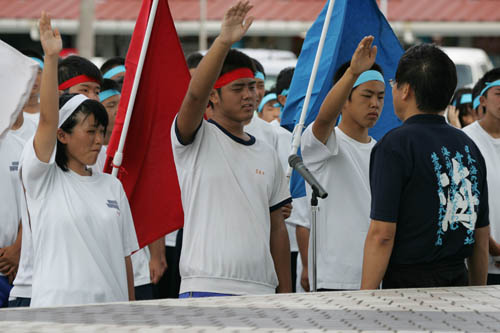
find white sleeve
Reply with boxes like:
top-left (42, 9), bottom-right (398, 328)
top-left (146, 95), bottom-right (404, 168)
top-left (301, 122), bottom-right (339, 173)
top-left (19, 137), bottom-right (57, 200)
top-left (170, 115), bottom-right (206, 171)
top-left (119, 185), bottom-right (139, 257)
top-left (270, 150), bottom-right (292, 210)
top-left (285, 196), bottom-right (311, 229)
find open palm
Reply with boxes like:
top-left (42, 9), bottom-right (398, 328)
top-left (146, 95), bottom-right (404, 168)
top-left (39, 11), bottom-right (62, 56)
top-left (350, 36), bottom-right (377, 76)
top-left (219, 1), bottom-right (254, 45)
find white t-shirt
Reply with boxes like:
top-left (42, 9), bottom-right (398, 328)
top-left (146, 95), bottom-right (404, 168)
top-left (20, 138), bottom-right (139, 307)
top-left (244, 112), bottom-right (279, 152)
top-left (23, 112), bottom-right (40, 125)
top-left (7, 119), bottom-right (36, 297)
top-left (0, 133), bottom-right (22, 276)
top-left (301, 124), bottom-right (376, 290)
top-left (165, 230), bottom-right (178, 247)
top-left (463, 121), bottom-right (500, 274)
top-left (132, 248), bottom-right (151, 287)
top-left (171, 117), bottom-right (291, 295)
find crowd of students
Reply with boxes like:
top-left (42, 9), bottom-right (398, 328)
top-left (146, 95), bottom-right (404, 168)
top-left (1, 0), bottom-right (499, 308)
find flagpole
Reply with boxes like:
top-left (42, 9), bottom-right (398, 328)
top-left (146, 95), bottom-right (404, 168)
top-left (286, 0), bottom-right (335, 180)
top-left (112, 0), bottom-right (159, 177)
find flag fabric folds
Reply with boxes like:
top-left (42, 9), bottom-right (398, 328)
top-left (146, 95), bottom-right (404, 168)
top-left (104, 0), bottom-right (189, 248)
top-left (282, 0), bottom-right (404, 198)
top-left (0, 40), bottom-right (38, 138)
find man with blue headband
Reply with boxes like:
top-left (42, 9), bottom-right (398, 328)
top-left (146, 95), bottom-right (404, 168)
top-left (298, 36), bottom-right (385, 291)
top-left (361, 44), bottom-right (489, 290)
top-left (463, 68), bottom-right (500, 286)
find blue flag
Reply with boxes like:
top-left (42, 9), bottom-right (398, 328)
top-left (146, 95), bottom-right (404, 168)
top-left (283, 0), bottom-right (404, 198)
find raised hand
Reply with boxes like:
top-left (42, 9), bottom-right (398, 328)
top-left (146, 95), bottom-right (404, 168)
top-left (39, 11), bottom-right (62, 57)
top-left (350, 36), bottom-right (377, 76)
top-left (219, 1), bottom-right (254, 46)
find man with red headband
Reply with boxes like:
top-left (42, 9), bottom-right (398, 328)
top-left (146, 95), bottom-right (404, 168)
top-left (58, 55), bottom-right (102, 101)
top-left (172, 0), bottom-right (292, 298)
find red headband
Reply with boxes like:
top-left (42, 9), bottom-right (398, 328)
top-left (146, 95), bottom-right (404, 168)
top-left (58, 75), bottom-right (100, 90)
top-left (214, 68), bottom-right (255, 89)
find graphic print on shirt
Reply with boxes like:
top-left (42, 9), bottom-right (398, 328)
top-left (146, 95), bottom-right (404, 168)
top-left (9, 161), bottom-right (19, 172)
top-left (106, 199), bottom-right (120, 216)
top-left (431, 145), bottom-right (480, 246)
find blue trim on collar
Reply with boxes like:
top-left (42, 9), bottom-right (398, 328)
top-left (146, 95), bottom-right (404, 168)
top-left (208, 119), bottom-right (256, 146)
top-left (270, 197), bottom-right (293, 212)
top-left (404, 114), bottom-right (447, 125)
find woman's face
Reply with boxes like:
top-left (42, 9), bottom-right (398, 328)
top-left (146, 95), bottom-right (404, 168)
top-left (59, 113), bottom-right (105, 167)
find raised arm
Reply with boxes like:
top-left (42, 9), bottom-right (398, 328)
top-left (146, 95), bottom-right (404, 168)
top-left (176, 0), bottom-right (254, 143)
top-left (312, 36), bottom-right (377, 144)
top-left (34, 12), bottom-right (62, 162)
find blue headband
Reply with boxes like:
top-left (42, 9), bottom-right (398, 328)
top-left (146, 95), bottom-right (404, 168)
top-left (258, 93), bottom-right (278, 112)
top-left (31, 57), bottom-right (44, 69)
top-left (460, 93), bottom-right (472, 105)
top-left (255, 71), bottom-right (265, 80)
top-left (280, 89), bottom-right (289, 97)
top-left (473, 96), bottom-right (481, 110)
top-left (103, 65), bottom-right (126, 79)
top-left (99, 89), bottom-right (120, 102)
top-left (353, 70), bottom-right (385, 88)
top-left (479, 80), bottom-right (500, 99)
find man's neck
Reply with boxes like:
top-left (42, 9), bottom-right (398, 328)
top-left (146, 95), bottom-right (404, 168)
top-left (338, 119), bottom-right (370, 144)
top-left (23, 95), bottom-right (40, 114)
top-left (211, 113), bottom-right (250, 141)
top-left (479, 112), bottom-right (500, 138)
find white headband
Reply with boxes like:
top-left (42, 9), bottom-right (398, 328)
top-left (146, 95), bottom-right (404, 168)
top-left (59, 94), bottom-right (89, 128)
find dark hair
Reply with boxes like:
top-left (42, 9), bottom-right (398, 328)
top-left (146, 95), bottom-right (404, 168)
top-left (100, 56), bottom-right (125, 75)
top-left (101, 78), bottom-right (121, 93)
top-left (56, 94), bottom-right (109, 171)
top-left (276, 67), bottom-right (295, 96)
top-left (58, 55), bottom-right (103, 87)
top-left (208, 49), bottom-right (256, 108)
top-left (186, 52), bottom-right (203, 70)
top-left (333, 61), bottom-right (384, 100)
top-left (395, 44), bottom-right (457, 113)
top-left (451, 87), bottom-right (473, 127)
top-left (479, 67), bottom-right (500, 99)
top-left (252, 58), bottom-right (265, 77)
top-left (20, 49), bottom-right (43, 61)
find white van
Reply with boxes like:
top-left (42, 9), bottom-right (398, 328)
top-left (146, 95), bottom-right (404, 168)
top-left (441, 47), bottom-right (493, 89)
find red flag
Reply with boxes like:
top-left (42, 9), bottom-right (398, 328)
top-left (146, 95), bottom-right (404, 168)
top-left (104, 0), bottom-right (189, 248)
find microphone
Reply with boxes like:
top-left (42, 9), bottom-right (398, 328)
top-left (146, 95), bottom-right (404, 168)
top-left (288, 154), bottom-right (328, 199)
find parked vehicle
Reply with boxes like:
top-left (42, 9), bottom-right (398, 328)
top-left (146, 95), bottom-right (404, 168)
top-left (442, 47), bottom-right (493, 89)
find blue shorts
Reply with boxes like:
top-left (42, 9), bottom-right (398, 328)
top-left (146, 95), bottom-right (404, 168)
top-left (0, 276), bottom-right (13, 308)
top-left (179, 291), bottom-right (234, 298)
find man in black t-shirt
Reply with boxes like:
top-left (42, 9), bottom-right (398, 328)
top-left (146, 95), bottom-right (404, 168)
top-left (361, 44), bottom-right (490, 289)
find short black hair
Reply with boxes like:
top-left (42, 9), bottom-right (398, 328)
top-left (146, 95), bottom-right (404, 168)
top-left (101, 78), bottom-right (121, 93)
top-left (100, 56), bottom-right (125, 76)
top-left (186, 52), bottom-right (203, 70)
top-left (276, 67), bottom-right (294, 96)
top-left (479, 67), bottom-right (500, 99)
top-left (20, 49), bottom-right (43, 61)
top-left (395, 44), bottom-right (457, 113)
top-left (56, 94), bottom-right (108, 171)
top-left (451, 87), bottom-right (473, 127)
top-left (252, 58), bottom-right (265, 77)
top-left (333, 61), bottom-right (384, 100)
top-left (58, 55), bottom-right (103, 87)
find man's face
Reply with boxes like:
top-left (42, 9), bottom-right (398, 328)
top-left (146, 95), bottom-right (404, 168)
top-left (259, 100), bottom-right (281, 123)
top-left (213, 78), bottom-right (257, 123)
top-left (101, 94), bottom-right (120, 139)
top-left (345, 80), bottom-right (385, 128)
top-left (482, 86), bottom-right (500, 122)
top-left (255, 78), bottom-right (266, 106)
top-left (68, 82), bottom-right (101, 101)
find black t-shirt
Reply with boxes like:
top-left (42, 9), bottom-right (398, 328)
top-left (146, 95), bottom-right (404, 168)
top-left (370, 114), bottom-right (489, 266)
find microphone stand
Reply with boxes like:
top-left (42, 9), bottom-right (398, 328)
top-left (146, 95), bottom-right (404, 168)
top-left (310, 188), bottom-right (320, 292)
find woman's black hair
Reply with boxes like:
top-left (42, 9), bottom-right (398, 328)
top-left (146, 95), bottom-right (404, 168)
top-left (56, 94), bottom-right (109, 171)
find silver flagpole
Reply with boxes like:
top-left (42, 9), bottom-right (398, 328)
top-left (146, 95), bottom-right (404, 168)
top-left (112, 0), bottom-right (159, 177)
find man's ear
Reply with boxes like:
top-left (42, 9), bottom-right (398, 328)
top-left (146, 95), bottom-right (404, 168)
top-left (57, 128), bottom-right (68, 144)
top-left (401, 83), bottom-right (412, 101)
top-left (209, 89), bottom-right (219, 106)
top-left (479, 95), bottom-right (487, 108)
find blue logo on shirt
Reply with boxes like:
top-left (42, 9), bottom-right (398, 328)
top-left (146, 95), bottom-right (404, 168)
top-left (9, 161), bottom-right (19, 172)
top-left (431, 145), bottom-right (479, 246)
top-left (106, 200), bottom-right (120, 210)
